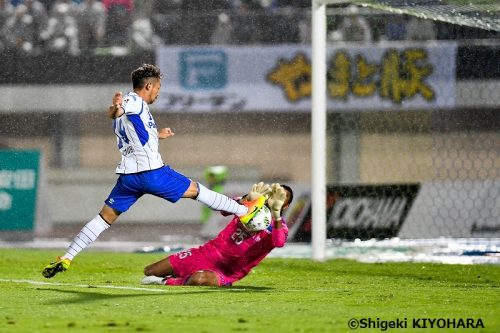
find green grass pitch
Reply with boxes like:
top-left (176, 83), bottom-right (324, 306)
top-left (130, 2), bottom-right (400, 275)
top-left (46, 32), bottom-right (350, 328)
top-left (0, 249), bottom-right (498, 333)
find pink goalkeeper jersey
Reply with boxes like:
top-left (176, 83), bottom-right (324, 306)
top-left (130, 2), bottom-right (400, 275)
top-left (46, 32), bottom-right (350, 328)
top-left (198, 216), bottom-right (288, 280)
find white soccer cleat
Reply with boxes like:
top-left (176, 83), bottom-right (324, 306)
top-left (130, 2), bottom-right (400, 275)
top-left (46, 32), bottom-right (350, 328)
top-left (141, 275), bottom-right (166, 285)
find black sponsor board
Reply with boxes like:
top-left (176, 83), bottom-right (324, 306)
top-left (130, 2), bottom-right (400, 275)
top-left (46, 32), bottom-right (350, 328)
top-left (291, 184), bottom-right (420, 242)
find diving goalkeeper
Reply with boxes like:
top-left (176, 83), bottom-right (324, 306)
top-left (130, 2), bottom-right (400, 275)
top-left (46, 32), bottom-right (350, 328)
top-left (141, 183), bottom-right (293, 287)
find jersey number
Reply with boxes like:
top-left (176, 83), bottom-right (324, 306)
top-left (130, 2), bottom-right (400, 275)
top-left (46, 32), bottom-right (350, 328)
top-left (231, 227), bottom-right (248, 245)
top-left (177, 249), bottom-right (192, 259)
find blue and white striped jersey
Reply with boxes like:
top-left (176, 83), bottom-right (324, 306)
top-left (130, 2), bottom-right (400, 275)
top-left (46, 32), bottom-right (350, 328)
top-left (113, 92), bottom-right (164, 174)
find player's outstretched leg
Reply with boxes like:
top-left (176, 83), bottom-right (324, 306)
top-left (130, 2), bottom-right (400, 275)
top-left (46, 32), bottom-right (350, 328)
top-left (42, 257), bottom-right (71, 278)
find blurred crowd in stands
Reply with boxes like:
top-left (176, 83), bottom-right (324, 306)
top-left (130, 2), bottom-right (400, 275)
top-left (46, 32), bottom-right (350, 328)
top-left (0, 0), bottom-right (498, 56)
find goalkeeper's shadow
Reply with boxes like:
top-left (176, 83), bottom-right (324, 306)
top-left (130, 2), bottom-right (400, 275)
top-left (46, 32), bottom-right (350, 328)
top-left (221, 285), bottom-right (274, 293)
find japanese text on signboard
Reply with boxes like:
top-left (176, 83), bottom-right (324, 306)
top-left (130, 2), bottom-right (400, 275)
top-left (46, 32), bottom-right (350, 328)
top-left (267, 49), bottom-right (434, 104)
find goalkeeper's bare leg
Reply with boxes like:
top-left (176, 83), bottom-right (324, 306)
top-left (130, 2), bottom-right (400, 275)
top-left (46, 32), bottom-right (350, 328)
top-left (142, 256), bottom-right (219, 286)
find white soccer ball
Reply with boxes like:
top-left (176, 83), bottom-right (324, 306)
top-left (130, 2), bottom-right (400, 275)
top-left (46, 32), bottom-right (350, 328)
top-left (243, 205), bottom-right (272, 232)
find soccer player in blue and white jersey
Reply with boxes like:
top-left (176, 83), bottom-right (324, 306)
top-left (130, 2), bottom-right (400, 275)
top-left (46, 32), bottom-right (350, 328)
top-left (42, 64), bottom-right (268, 279)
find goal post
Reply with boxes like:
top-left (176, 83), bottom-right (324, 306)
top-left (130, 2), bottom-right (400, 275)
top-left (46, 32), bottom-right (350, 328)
top-left (311, 0), bottom-right (329, 261)
top-left (311, 0), bottom-right (352, 261)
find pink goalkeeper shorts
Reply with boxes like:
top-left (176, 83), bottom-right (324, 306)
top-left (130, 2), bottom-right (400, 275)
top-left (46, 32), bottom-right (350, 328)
top-left (168, 247), bottom-right (236, 286)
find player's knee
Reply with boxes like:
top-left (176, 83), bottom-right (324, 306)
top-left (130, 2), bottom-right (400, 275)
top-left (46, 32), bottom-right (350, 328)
top-left (143, 264), bottom-right (154, 276)
top-left (182, 180), bottom-right (199, 199)
top-left (187, 271), bottom-right (217, 286)
top-left (187, 272), bottom-right (207, 285)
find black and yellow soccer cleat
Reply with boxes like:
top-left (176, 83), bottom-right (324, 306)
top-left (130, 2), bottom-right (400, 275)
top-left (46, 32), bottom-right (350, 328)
top-left (239, 195), bottom-right (266, 224)
top-left (42, 257), bottom-right (71, 278)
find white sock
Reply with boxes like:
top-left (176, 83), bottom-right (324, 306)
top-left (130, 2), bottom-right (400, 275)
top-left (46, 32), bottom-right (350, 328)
top-left (63, 215), bottom-right (110, 261)
top-left (196, 183), bottom-right (247, 216)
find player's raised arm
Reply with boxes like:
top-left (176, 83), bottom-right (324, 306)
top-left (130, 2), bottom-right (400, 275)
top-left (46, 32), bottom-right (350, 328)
top-left (158, 127), bottom-right (175, 139)
top-left (107, 91), bottom-right (124, 119)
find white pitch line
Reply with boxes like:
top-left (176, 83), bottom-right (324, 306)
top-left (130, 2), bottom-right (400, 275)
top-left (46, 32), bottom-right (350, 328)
top-left (0, 278), bottom-right (338, 293)
top-left (0, 278), bottom-right (169, 293)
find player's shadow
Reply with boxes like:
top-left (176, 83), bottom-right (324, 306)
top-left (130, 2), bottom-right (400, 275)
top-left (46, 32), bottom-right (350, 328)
top-left (222, 285), bottom-right (274, 292)
top-left (38, 287), bottom-right (216, 305)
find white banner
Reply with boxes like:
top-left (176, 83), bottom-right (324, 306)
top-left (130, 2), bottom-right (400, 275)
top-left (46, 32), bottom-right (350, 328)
top-left (156, 42), bottom-right (457, 112)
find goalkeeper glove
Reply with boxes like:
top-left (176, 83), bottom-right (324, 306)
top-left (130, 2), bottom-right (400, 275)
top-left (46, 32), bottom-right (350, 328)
top-left (267, 183), bottom-right (287, 220)
top-left (246, 182), bottom-right (271, 201)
